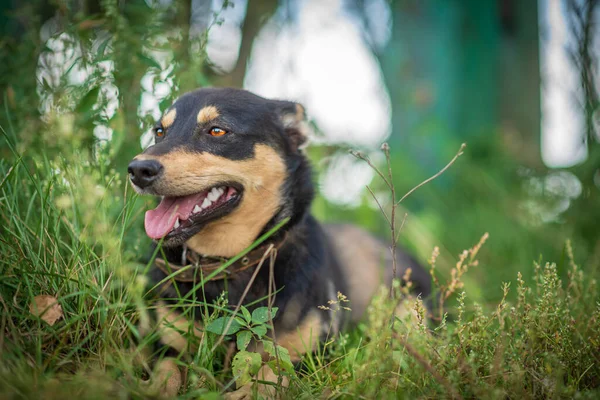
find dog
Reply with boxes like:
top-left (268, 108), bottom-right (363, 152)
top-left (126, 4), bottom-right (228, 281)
top-left (127, 87), bottom-right (431, 398)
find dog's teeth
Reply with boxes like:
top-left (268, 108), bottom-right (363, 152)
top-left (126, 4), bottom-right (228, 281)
top-left (193, 205), bottom-right (201, 214)
top-left (217, 187), bottom-right (225, 196)
top-left (201, 198), bottom-right (211, 209)
top-left (174, 218), bottom-right (180, 229)
top-left (208, 188), bottom-right (219, 202)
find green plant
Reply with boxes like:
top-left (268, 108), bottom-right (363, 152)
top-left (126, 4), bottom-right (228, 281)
top-left (205, 306), bottom-right (294, 389)
top-left (1, 2), bottom-right (599, 397)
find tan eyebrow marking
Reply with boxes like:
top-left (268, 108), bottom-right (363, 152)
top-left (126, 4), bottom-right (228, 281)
top-left (161, 109), bottom-right (177, 128)
top-left (295, 103), bottom-right (305, 119)
top-left (197, 105), bottom-right (220, 124)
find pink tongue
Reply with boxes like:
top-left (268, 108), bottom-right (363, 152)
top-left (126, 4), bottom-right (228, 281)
top-left (144, 192), bottom-right (207, 239)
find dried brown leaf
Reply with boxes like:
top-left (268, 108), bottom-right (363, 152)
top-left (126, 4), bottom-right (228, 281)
top-left (30, 295), bottom-right (63, 326)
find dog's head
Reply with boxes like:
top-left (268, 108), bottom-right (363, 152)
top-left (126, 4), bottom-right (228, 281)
top-left (128, 88), bottom-right (313, 257)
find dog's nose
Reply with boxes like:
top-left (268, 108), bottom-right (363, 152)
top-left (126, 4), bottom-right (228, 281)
top-left (127, 159), bottom-right (163, 188)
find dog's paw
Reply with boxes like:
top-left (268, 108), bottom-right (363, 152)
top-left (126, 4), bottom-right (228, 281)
top-left (224, 383), bottom-right (278, 400)
top-left (140, 358), bottom-right (182, 398)
top-left (223, 385), bottom-right (254, 400)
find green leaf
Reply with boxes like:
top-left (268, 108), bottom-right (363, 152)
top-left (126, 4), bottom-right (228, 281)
top-left (263, 341), bottom-right (294, 374)
top-left (392, 350), bottom-right (409, 370)
top-left (241, 306), bottom-right (252, 324)
top-left (231, 351), bottom-right (261, 388)
top-left (76, 87), bottom-right (99, 114)
top-left (159, 96), bottom-right (174, 112)
top-left (250, 324), bottom-right (267, 338)
top-left (96, 37), bottom-right (111, 58)
top-left (137, 52), bottom-right (162, 70)
top-left (205, 316), bottom-right (242, 335)
top-left (252, 307), bottom-right (278, 324)
top-left (273, 345), bottom-right (294, 373)
top-left (198, 392), bottom-right (221, 400)
top-left (64, 58), bottom-right (82, 78)
top-left (236, 330), bottom-right (252, 351)
top-left (262, 340), bottom-right (275, 356)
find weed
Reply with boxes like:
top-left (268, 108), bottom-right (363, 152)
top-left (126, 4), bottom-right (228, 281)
top-left (1, 128), bottom-right (599, 399)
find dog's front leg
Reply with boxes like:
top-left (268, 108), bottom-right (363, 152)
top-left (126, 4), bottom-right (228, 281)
top-left (141, 301), bottom-right (203, 397)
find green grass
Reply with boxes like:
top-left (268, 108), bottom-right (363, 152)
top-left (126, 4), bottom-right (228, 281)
top-left (1, 128), bottom-right (600, 399)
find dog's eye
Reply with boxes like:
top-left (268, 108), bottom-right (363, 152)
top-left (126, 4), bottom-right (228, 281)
top-left (209, 127), bottom-right (227, 137)
top-left (155, 127), bottom-right (164, 137)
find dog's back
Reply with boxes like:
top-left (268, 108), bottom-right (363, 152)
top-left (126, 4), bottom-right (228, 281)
top-left (325, 224), bottom-right (432, 322)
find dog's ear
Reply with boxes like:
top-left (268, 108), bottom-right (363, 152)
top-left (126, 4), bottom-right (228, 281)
top-left (275, 100), bottom-right (312, 152)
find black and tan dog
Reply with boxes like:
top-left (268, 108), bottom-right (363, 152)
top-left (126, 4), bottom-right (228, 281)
top-left (128, 87), bottom-right (431, 398)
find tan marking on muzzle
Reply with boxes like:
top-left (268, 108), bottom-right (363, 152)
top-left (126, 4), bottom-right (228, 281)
top-left (196, 105), bottom-right (219, 124)
top-left (133, 154), bottom-right (153, 161)
top-left (136, 144), bottom-right (286, 257)
top-left (161, 109), bottom-right (177, 128)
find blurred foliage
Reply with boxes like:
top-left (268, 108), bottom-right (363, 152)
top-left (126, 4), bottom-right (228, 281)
top-left (562, 0), bottom-right (600, 261)
top-left (312, 0), bottom-right (600, 306)
top-left (1, 0), bottom-right (600, 398)
top-left (0, 0), bottom-right (598, 305)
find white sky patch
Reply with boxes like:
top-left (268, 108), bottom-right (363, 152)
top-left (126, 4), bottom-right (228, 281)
top-left (138, 47), bottom-right (176, 149)
top-left (93, 35), bottom-right (119, 142)
top-left (139, 0), bottom-right (247, 148)
top-left (342, 0), bottom-right (392, 52)
top-left (244, 0), bottom-right (392, 205)
top-left (363, 0), bottom-right (392, 50)
top-left (539, 0), bottom-right (587, 168)
top-left (206, 0), bottom-right (248, 73)
top-left (319, 153), bottom-right (376, 207)
top-left (244, 0), bottom-right (391, 147)
top-left (37, 25), bottom-right (119, 144)
top-left (93, 125), bottom-right (113, 141)
top-left (138, 66), bottom-right (176, 149)
top-left (37, 30), bottom-right (93, 115)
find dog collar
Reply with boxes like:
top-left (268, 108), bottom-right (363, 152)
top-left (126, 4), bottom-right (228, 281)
top-left (153, 234), bottom-right (288, 282)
